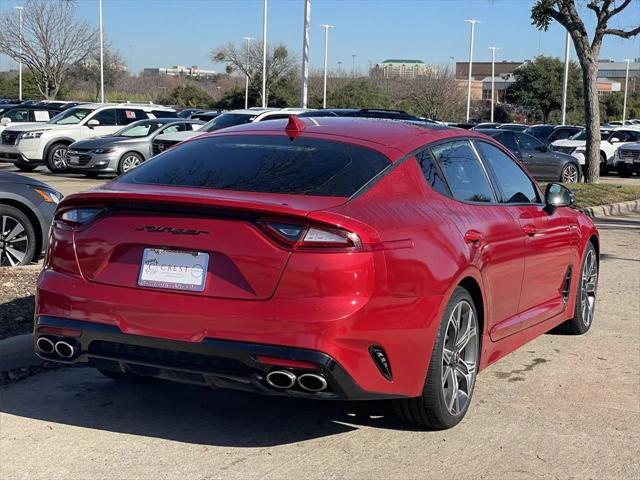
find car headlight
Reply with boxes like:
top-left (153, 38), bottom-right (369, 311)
top-left (93, 147), bottom-right (117, 154)
top-left (31, 187), bottom-right (63, 204)
top-left (18, 131), bottom-right (44, 140)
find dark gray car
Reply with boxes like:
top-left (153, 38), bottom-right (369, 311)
top-left (0, 172), bottom-right (62, 266)
top-left (66, 119), bottom-right (204, 177)
top-left (478, 129), bottom-right (581, 183)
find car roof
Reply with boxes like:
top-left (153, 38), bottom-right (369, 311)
top-left (198, 116), bottom-right (480, 159)
top-left (74, 102), bottom-right (175, 112)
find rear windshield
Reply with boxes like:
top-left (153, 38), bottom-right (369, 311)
top-left (118, 135), bottom-right (390, 197)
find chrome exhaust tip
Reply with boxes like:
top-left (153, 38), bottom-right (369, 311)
top-left (36, 337), bottom-right (55, 354)
top-left (54, 341), bottom-right (76, 359)
top-left (297, 373), bottom-right (328, 392)
top-left (266, 370), bottom-right (297, 389)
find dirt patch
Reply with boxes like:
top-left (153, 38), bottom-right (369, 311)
top-left (0, 265), bottom-right (40, 340)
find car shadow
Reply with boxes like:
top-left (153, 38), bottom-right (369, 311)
top-left (0, 368), bottom-right (411, 446)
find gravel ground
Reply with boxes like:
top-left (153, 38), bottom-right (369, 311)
top-left (0, 265), bottom-right (40, 340)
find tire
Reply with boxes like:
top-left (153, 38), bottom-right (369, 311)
top-left (45, 143), bottom-right (69, 173)
top-left (599, 153), bottom-right (610, 175)
top-left (560, 163), bottom-right (580, 183)
top-left (0, 204), bottom-right (37, 267)
top-left (554, 242), bottom-right (598, 335)
top-left (97, 368), bottom-right (151, 383)
top-left (393, 286), bottom-right (480, 430)
top-left (117, 152), bottom-right (144, 175)
top-left (15, 163), bottom-right (37, 172)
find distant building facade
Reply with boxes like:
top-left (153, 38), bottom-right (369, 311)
top-left (372, 59), bottom-right (431, 78)
top-left (143, 65), bottom-right (217, 79)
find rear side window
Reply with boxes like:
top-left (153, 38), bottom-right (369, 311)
top-left (430, 140), bottom-right (495, 203)
top-left (119, 135), bottom-right (390, 197)
top-left (415, 150), bottom-right (449, 196)
top-left (117, 109), bottom-right (147, 125)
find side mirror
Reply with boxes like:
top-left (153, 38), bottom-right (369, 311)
top-left (609, 137), bottom-right (621, 144)
top-left (0, 118), bottom-right (10, 126)
top-left (545, 182), bottom-right (575, 209)
top-left (87, 119), bottom-right (100, 128)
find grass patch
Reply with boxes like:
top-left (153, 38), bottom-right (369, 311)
top-left (561, 183), bottom-right (640, 208)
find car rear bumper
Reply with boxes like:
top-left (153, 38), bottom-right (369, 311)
top-left (34, 316), bottom-right (400, 401)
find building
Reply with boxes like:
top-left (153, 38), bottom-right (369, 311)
top-left (455, 61), bottom-right (524, 81)
top-left (597, 60), bottom-right (639, 93)
top-left (480, 75), bottom-right (516, 103)
top-left (143, 65), bottom-right (217, 79)
top-left (372, 59), bottom-right (431, 78)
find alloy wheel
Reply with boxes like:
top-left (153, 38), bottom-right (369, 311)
top-left (52, 147), bottom-right (68, 170)
top-left (580, 249), bottom-right (598, 327)
top-left (441, 300), bottom-right (478, 416)
top-left (562, 164), bottom-right (579, 183)
top-left (121, 155), bottom-right (142, 172)
top-left (0, 215), bottom-right (29, 266)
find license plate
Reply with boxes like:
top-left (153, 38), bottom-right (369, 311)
top-left (138, 248), bottom-right (208, 292)
top-left (68, 154), bottom-right (80, 165)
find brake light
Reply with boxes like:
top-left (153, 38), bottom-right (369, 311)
top-left (258, 220), bottom-right (361, 251)
top-left (56, 207), bottom-right (105, 228)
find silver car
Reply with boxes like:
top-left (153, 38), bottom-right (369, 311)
top-left (66, 119), bottom-right (204, 177)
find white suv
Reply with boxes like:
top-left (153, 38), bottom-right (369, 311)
top-left (151, 108), bottom-right (310, 156)
top-left (0, 102), bottom-right (176, 172)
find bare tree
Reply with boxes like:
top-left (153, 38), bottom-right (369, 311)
top-left (0, 0), bottom-right (96, 100)
top-left (211, 41), bottom-right (297, 105)
top-left (70, 42), bottom-right (127, 102)
top-left (532, 0), bottom-right (640, 183)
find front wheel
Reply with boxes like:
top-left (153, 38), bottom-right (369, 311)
top-left (118, 152), bottom-right (144, 175)
top-left (599, 153), bottom-right (610, 175)
top-left (561, 163), bottom-right (580, 183)
top-left (394, 286), bottom-right (479, 429)
top-left (0, 204), bottom-right (37, 267)
top-left (45, 143), bottom-right (69, 173)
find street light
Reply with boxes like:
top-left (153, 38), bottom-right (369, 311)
top-left (300, 0), bottom-right (311, 108)
top-left (14, 6), bottom-right (23, 102)
top-left (320, 24), bottom-right (334, 109)
top-left (261, 0), bottom-right (268, 108)
top-left (560, 31), bottom-right (571, 125)
top-left (465, 19), bottom-right (479, 123)
top-left (488, 47), bottom-right (498, 122)
top-left (98, 0), bottom-right (104, 103)
top-left (622, 58), bottom-right (631, 126)
top-left (243, 37), bottom-right (253, 109)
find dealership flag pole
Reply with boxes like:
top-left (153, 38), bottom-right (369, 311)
top-left (465, 19), bottom-right (479, 123)
top-left (488, 47), bottom-right (498, 123)
top-left (300, 0), bottom-right (311, 108)
top-left (243, 37), bottom-right (253, 109)
top-left (320, 24), bottom-right (334, 109)
top-left (622, 59), bottom-right (630, 126)
top-left (561, 31), bottom-right (570, 125)
top-left (99, 0), bottom-right (105, 103)
top-left (261, 0), bottom-right (268, 108)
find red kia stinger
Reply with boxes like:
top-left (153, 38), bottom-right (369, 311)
top-left (35, 117), bottom-right (599, 429)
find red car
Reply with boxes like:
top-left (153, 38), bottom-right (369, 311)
top-left (35, 117), bottom-right (599, 429)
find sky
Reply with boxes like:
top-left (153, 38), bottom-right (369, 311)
top-left (0, 0), bottom-right (639, 75)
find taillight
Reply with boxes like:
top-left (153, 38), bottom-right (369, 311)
top-left (55, 207), bottom-right (105, 228)
top-left (258, 220), bottom-right (361, 251)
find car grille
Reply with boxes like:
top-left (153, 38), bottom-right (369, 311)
top-left (552, 146), bottom-right (576, 155)
top-left (618, 148), bottom-right (640, 163)
top-left (1, 130), bottom-right (19, 145)
top-left (67, 149), bottom-right (93, 166)
top-left (152, 139), bottom-right (179, 156)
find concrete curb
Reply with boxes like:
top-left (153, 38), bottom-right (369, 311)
top-left (579, 199), bottom-right (640, 218)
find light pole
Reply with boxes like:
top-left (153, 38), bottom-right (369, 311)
top-left (243, 37), bottom-right (253, 109)
top-left (622, 58), bottom-right (631, 126)
top-left (337, 61), bottom-right (342, 76)
top-left (488, 47), bottom-right (498, 122)
top-left (300, 0), bottom-right (311, 108)
top-left (352, 54), bottom-right (356, 77)
top-left (320, 24), bottom-right (334, 109)
top-left (98, 0), bottom-right (105, 103)
top-left (261, 0), bottom-right (268, 108)
top-left (449, 56), bottom-right (455, 74)
top-left (465, 19), bottom-right (479, 123)
top-left (560, 31), bottom-right (571, 125)
top-left (14, 6), bottom-right (23, 102)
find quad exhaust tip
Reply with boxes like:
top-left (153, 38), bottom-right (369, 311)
top-left (297, 373), bottom-right (328, 392)
top-left (54, 340), bottom-right (76, 359)
top-left (36, 337), bottom-right (55, 354)
top-left (266, 370), bottom-right (297, 389)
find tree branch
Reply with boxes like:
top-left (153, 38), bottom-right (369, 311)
top-left (604, 26), bottom-right (640, 38)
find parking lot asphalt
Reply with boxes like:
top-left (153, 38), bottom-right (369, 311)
top-left (0, 200), bottom-right (638, 479)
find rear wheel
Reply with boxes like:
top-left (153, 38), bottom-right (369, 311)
top-left (561, 163), bottom-right (580, 183)
top-left (15, 163), bottom-right (37, 172)
top-left (0, 205), bottom-right (37, 267)
top-left (599, 152), bottom-right (610, 175)
top-left (45, 143), bottom-right (69, 173)
top-left (394, 286), bottom-right (479, 429)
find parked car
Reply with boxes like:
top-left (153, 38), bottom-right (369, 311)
top-left (151, 107), bottom-right (309, 155)
top-left (613, 142), bottom-right (640, 177)
top-left (0, 102), bottom-right (177, 173)
top-left (299, 108), bottom-right (420, 120)
top-left (546, 125), bottom-right (583, 144)
top-left (550, 127), bottom-right (640, 174)
top-left (0, 171), bottom-right (62, 266)
top-left (523, 124), bottom-right (556, 142)
top-left (177, 108), bottom-right (206, 118)
top-left (471, 122), bottom-right (501, 130)
top-left (189, 110), bottom-right (222, 122)
top-left (0, 104), bottom-right (73, 135)
top-left (66, 118), bottom-right (204, 177)
top-left (477, 129), bottom-right (581, 182)
top-left (498, 123), bottom-right (528, 132)
top-left (35, 117), bottom-right (599, 430)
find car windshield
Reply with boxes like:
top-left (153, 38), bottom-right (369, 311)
top-left (114, 120), bottom-right (165, 137)
top-left (48, 108), bottom-right (92, 125)
top-left (119, 135), bottom-right (391, 197)
top-left (569, 130), bottom-right (587, 141)
top-left (202, 113), bottom-right (255, 132)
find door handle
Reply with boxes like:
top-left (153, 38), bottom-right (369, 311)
top-left (522, 224), bottom-right (538, 236)
top-left (464, 230), bottom-right (483, 244)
